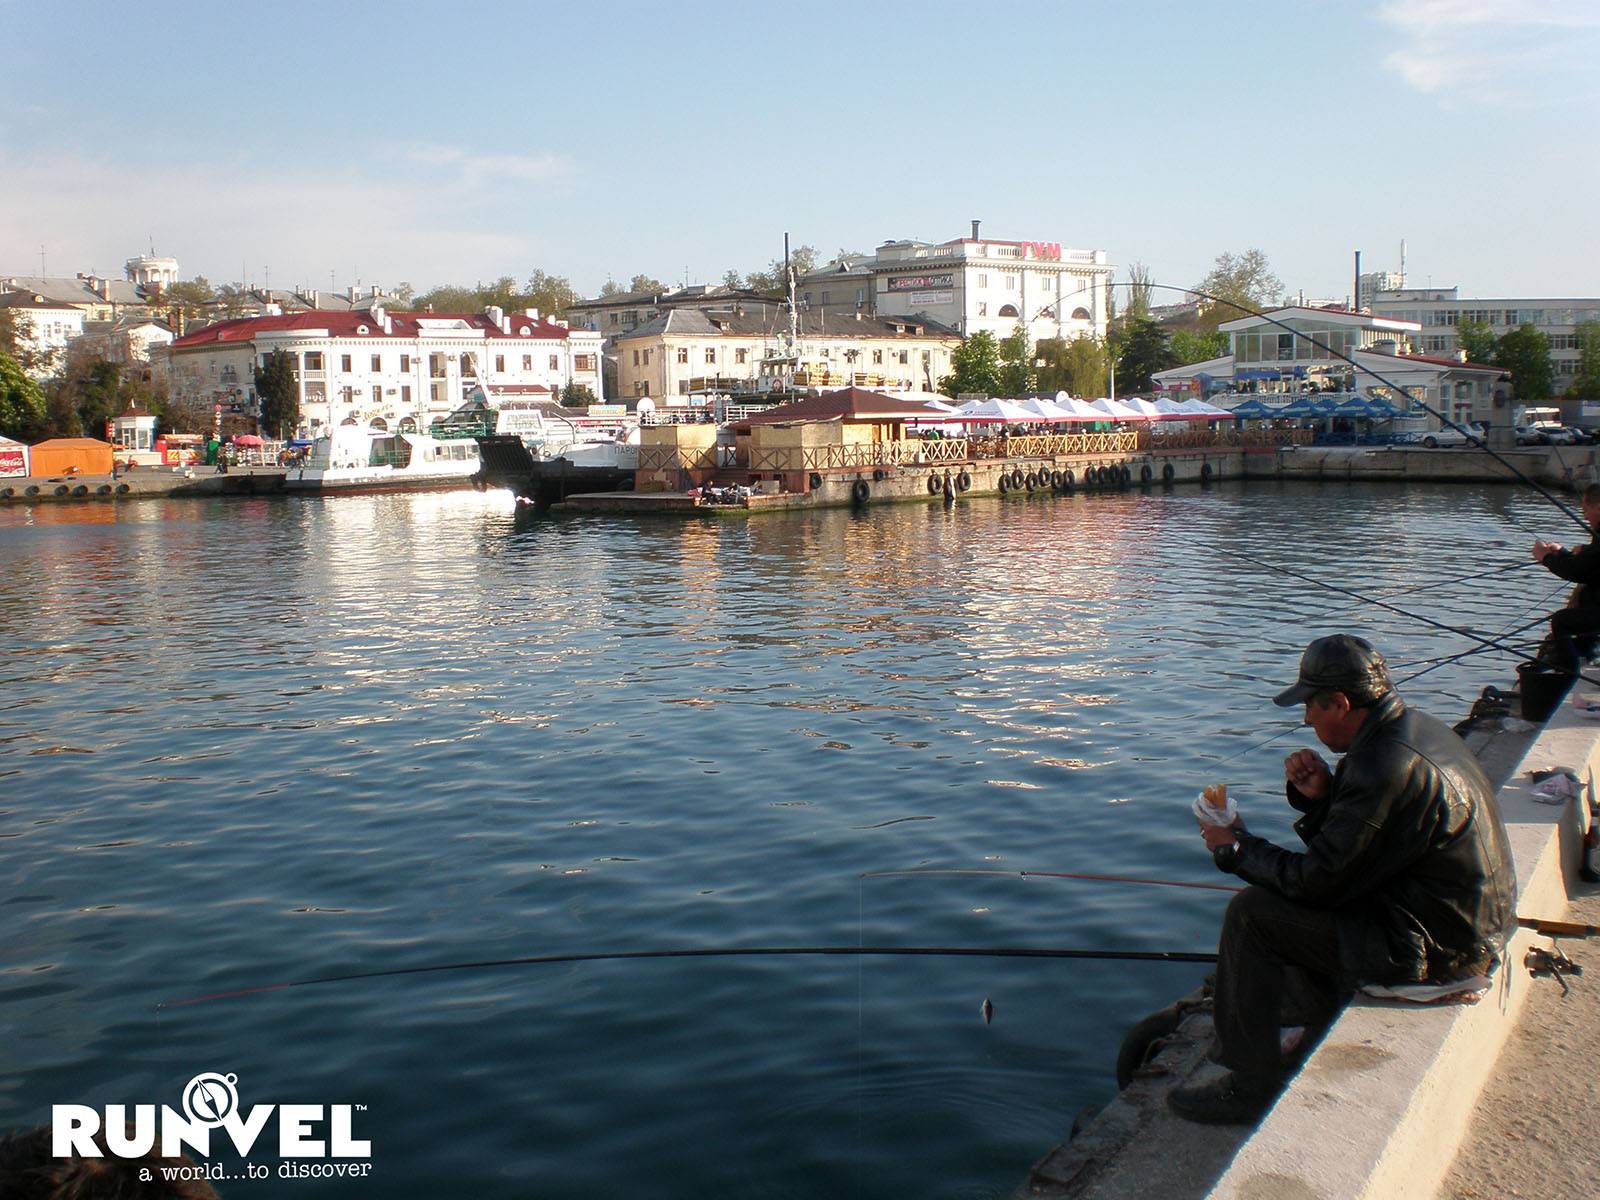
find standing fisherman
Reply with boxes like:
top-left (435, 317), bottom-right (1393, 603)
top-left (1169, 635), bottom-right (1517, 1124)
top-left (1532, 482), bottom-right (1600, 671)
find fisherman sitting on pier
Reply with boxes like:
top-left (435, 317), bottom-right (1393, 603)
top-left (1170, 635), bottom-right (1518, 1125)
top-left (1531, 483), bottom-right (1600, 671)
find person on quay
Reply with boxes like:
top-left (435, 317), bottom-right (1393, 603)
top-left (1531, 483), bottom-right (1600, 671)
top-left (1168, 634), bottom-right (1518, 1125)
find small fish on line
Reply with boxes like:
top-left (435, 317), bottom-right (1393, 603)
top-left (981, 997), bottom-right (993, 1025)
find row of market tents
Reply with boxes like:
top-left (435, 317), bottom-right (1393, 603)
top-left (0, 436), bottom-right (116, 479)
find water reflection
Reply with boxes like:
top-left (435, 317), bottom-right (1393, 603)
top-left (0, 481), bottom-right (1565, 1199)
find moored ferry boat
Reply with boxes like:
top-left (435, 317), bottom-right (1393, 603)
top-left (284, 424), bottom-right (480, 493)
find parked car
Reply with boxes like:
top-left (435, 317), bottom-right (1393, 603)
top-left (1545, 426), bottom-right (1584, 445)
top-left (1420, 422), bottom-right (1487, 448)
top-left (1515, 425), bottom-right (1551, 446)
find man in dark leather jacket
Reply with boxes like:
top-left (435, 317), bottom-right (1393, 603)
top-left (1533, 483), bottom-right (1600, 670)
top-left (1167, 634), bottom-right (1518, 1125)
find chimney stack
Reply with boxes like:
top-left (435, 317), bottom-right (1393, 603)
top-left (971, 219), bottom-right (981, 241)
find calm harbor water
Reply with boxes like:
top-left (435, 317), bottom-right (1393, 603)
top-left (0, 482), bottom-right (1566, 1197)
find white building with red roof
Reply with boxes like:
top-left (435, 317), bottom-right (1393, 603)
top-left (159, 306), bottom-right (603, 435)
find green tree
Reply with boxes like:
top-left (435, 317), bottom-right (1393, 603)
top-left (0, 350), bottom-right (46, 439)
top-left (997, 323), bottom-right (1036, 396)
top-left (741, 245), bottom-right (820, 295)
top-left (1113, 317), bottom-right (1177, 392)
top-left (388, 281), bottom-right (415, 308)
top-left (628, 274), bottom-right (667, 295)
top-left (1195, 249), bottom-right (1282, 332)
top-left (1496, 323), bottom-right (1553, 402)
top-left (1456, 318), bottom-right (1497, 365)
top-left (1125, 261), bottom-right (1155, 322)
top-left (256, 349), bottom-right (300, 439)
top-left (560, 382), bottom-right (597, 407)
top-left (150, 277), bottom-right (215, 323)
top-left (939, 330), bottom-right (1002, 398)
top-left (0, 308), bottom-right (59, 376)
top-left (1571, 320), bottom-right (1600, 400)
top-left (46, 344), bottom-right (123, 438)
top-left (1036, 335), bottom-right (1109, 398)
top-left (413, 269), bottom-right (578, 317)
top-left (1170, 329), bottom-right (1229, 365)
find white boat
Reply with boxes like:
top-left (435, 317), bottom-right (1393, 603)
top-left (285, 424), bottom-right (481, 493)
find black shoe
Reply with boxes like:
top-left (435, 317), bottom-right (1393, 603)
top-left (1166, 1071), bottom-right (1280, 1125)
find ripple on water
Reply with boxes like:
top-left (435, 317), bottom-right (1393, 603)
top-left (0, 483), bottom-right (1563, 1198)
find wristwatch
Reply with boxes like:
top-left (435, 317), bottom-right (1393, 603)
top-left (1212, 841), bottom-right (1241, 872)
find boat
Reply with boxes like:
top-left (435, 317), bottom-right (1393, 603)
top-left (475, 425), bottom-right (640, 508)
top-left (283, 424), bottom-right (481, 493)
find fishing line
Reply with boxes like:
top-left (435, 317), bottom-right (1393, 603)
top-left (1117, 283), bottom-right (1591, 535)
top-left (1309, 559), bottom-right (1540, 624)
top-left (160, 944), bottom-right (1220, 1009)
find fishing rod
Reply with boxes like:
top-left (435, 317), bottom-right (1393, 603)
top-left (1103, 282), bottom-right (1591, 534)
top-left (1217, 548), bottom-right (1541, 663)
top-left (160, 944), bottom-right (1220, 1009)
top-left (860, 867), bottom-right (1241, 893)
top-left (1309, 560), bottom-right (1539, 624)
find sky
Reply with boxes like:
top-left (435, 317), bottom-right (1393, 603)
top-left (2, 0), bottom-right (1597, 305)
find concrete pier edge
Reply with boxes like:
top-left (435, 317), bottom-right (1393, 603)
top-left (1204, 697), bottom-right (1597, 1200)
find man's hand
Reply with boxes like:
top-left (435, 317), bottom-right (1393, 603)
top-left (1534, 539), bottom-right (1561, 563)
top-left (1200, 822), bottom-right (1240, 851)
top-left (1285, 748), bottom-right (1333, 800)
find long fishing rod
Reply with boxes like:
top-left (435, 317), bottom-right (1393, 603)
top-left (1310, 559), bottom-right (1539, 624)
top-left (160, 944), bottom-right (1221, 1009)
top-left (860, 867), bottom-right (1241, 893)
top-left (1217, 548), bottom-right (1537, 662)
top-left (1109, 282), bottom-right (1591, 534)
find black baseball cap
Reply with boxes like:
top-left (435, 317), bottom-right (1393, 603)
top-left (1273, 635), bottom-right (1393, 707)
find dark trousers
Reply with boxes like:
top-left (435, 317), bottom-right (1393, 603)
top-left (1213, 886), bottom-right (1348, 1082)
top-left (1540, 605), bottom-right (1600, 670)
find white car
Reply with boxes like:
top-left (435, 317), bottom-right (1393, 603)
top-left (1420, 422), bottom-right (1486, 448)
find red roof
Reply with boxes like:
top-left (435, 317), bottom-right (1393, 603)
top-left (169, 311), bottom-right (575, 348)
top-left (1355, 348), bottom-right (1505, 373)
top-left (739, 387), bottom-right (942, 425)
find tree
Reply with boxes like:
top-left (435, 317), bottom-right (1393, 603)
top-left (256, 349), bottom-right (300, 439)
top-left (1125, 261), bottom-right (1155, 322)
top-left (1496, 324), bottom-right (1553, 402)
top-left (1036, 335), bottom-right (1108, 398)
top-left (1170, 329), bottom-right (1229, 365)
top-left (628, 274), bottom-right (667, 295)
top-left (1456, 318), bottom-right (1496, 365)
top-left (388, 282), bottom-right (415, 308)
top-left (1570, 321), bottom-right (1600, 400)
top-left (740, 245), bottom-right (820, 295)
top-left (0, 350), bottom-right (46, 439)
top-left (0, 308), bottom-right (59, 376)
top-left (151, 277), bottom-right (215, 323)
top-left (1194, 249), bottom-right (1283, 332)
top-left (560, 382), bottom-right (597, 407)
top-left (412, 269), bottom-right (578, 317)
top-left (1113, 317), bottom-right (1177, 392)
top-left (46, 344), bottom-right (123, 438)
top-left (998, 323), bottom-right (1035, 396)
top-left (939, 331), bottom-right (1002, 398)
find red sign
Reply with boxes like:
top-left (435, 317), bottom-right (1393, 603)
top-left (0, 448), bottom-right (26, 477)
top-left (1022, 241), bottom-right (1062, 261)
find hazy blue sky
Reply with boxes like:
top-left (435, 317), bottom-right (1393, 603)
top-left (3, 0), bottom-right (1596, 304)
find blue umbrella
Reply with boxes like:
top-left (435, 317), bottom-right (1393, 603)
top-left (1275, 397), bottom-right (1319, 418)
top-left (1229, 398), bottom-right (1277, 418)
top-left (1332, 396), bottom-right (1377, 417)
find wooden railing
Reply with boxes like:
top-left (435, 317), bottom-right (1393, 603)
top-left (639, 445), bottom-right (718, 472)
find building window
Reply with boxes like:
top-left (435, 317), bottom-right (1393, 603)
top-left (1005, 275), bottom-right (1015, 290)
top-left (371, 385), bottom-right (381, 405)
top-left (897, 350), bottom-right (908, 365)
top-left (978, 274), bottom-right (988, 288)
top-left (977, 302), bottom-right (987, 317)
top-left (642, 350), bottom-right (651, 365)
top-left (522, 354), bottom-right (533, 370)
top-left (735, 348), bottom-right (748, 364)
top-left (371, 354), bottom-right (382, 371)
top-left (400, 354), bottom-right (411, 372)
top-left (304, 352), bottom-right (323, 371)
top-left (575, 354), bottom-right (595, 371)
top-left (705, 348), bottom-right (716, 364)
top-left (341, 354), bottom-right (352, 372)
top-left (549, 355), bottom-right (559, 370)
top-left (633, 349), bottom-right (640, 366)
top-left (997, 304), bottom-right (1019, 318)
top-left (609, 313), bottom-right (620, 327)
top-left (494, 355), bottom-right (505, 372)
top-left (401, 385), bottom-right (411, 404)
top-left (677, 347), bottom-right (689, 364)
top-left (873, 349), bottom-right (883, 364)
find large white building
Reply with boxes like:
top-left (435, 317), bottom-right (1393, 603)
top-left (160, 307), bottom-right (604, 435)
top-left (0, 292), bottom-right (86, 377)
top-left (1368, 286), bottom-right (1600, 396)
top-left (801, 222), bottom-right (1115, 347)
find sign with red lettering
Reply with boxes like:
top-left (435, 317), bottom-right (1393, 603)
top-left (0, 447), bottom-right (27, 477)
top-left (1022, 242), bottom-right (1062, 261)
